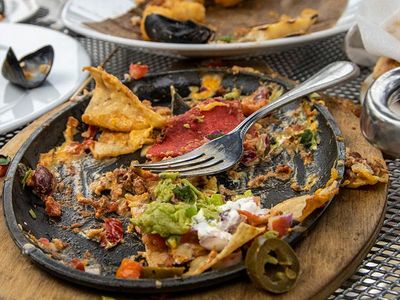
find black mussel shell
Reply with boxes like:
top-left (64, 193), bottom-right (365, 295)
top-left (0, 0), bottom-right (4, 17)
top-left (1, 45), bottom-right (54, 89)
top-left (170, 85), bottom-right (190, 115)
top-left (144, 14), bottom-right (214, 44)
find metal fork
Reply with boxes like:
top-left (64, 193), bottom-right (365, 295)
top-left (134, 61), bottom-right (359, 176)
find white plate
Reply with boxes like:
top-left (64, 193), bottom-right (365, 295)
top-left (61, 0), bottom-right (361, 57)
top-left (3, 0), bottom-right (39, 23)
top-left (0, 23), bottom-right (91, 134)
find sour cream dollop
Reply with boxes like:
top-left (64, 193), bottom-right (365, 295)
top-left (219, 197), bottom-right (268, 216)
top-left (192, 197), bottom-right (268, 251)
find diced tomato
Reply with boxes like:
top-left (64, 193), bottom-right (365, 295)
top-left (116, 258), bottom-right (142, 279)
top-left (268, 213), bottom-right (293, 237)
top-left (100, 218), bottom-right (124, 248)
top-left (129, 64), bottom-right (149, 80)
top-left (38, 237), bottom-right (50, 245)
top-left (0, 155), bottom-right (11, 177)
top-left (70, 258), bottom-right (85, 271)
top-left (238, 210), bottom-right (269, 226)
top-left (0, 165), bottom-right (8, 177)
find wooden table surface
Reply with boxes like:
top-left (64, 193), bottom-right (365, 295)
top-left (0, 98), bottom-right (387, 300)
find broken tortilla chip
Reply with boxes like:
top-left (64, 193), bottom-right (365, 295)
top-left (272, 169), bottom-right (340, 222)
top-left (39, 117), bottom-right (85, 167)
top-left (184, 223), bottom-right (265, 276)
top-left (241, 9), bottom-right (318, 42)
top-left (341, 150), bottom-right (388, 188)
top-left (271, 195), bottom-right (310, 221)
top-left (82, 66), bottom-right (165, 132)
top-left (90, 127), bottom-right (153, 159)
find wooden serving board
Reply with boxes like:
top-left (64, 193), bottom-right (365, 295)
top-left (0, 98), bottom-right (387, 300)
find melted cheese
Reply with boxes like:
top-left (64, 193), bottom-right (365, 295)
top-left (39, 117), bottom-right (85, 167)
top-left (190, 74), bottom-right (222, 100)
top-left (198, 101), bottom-right (228, 111)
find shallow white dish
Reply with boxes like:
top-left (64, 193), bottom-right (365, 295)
top-left (61, 0), bottom-right (361, 57)
top-left (0, 23), bottom-right (91, 134)
top-left (2, 0), bottom-right (39, 23)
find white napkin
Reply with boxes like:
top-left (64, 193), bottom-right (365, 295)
top-left (345, 0), bottom-right (400, 66)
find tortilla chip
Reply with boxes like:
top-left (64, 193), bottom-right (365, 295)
top-left (272, 169), bottom-right (340, 222)
top-left (91, 127), bottom-right (153, 159)
top-left (300, 180), bottom-right (339, 222)
top-left (341, 151), bottom-right (388, 188)
top-left (144, 250), bottom-right (172, 268)
top-left (82, 66), bottom-right (165, 132)
top-left (39, 117), bottom-right (83, 167)
top-left (184, 223), bottom-right (265, 276)
top-left (242, 9), bottom-right (318, 41)
top-left (271, 195), bottom-right (309, 221)
top-left (186, 255), bottom-right (212, 274)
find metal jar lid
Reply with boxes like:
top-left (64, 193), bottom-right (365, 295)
top-left (361, 67), bottom-right (400, 157)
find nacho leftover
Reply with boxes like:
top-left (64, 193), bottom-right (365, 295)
top-left (22, 67), bottom-right (387, 287)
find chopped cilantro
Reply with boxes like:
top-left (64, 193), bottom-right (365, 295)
top-left (173, 185), bottom-right (196, 203)
top-left (300, 129), bottom-right (318, 149)
top-left (22, 169), bottom-right (32, 188)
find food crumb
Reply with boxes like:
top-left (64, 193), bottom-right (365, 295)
top-left (155, 280), bottom-right (163, 288)
top-left (336, 136), bottom-right (345, 141)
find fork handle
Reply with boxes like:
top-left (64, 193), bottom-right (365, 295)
top-left (236, 61), bottom-right (360, 137)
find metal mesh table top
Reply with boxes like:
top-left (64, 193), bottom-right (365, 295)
top-left (1, 6), bottom-right (399, 299)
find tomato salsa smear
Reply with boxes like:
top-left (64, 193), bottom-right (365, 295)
top-left (147, 98), bottom-right (244, 160)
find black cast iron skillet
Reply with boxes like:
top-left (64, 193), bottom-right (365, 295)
top-left (2, 68), bottom-right (345, 293)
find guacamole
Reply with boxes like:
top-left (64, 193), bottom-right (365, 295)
top-left (134, 174), bottom-right (225, 237)
top-left (135, 201), bottom-right (197, 237)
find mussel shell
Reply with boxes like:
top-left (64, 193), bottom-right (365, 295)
top-left (1, 45), bottom-right (54, 89)
top-left (144, 14), bottom-right (214, 44)
top-left (0, 0), bottom-right (4, 16)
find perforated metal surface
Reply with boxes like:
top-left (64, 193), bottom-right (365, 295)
top-left (1, 8), bottom-right (399, 299)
